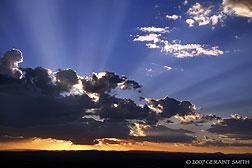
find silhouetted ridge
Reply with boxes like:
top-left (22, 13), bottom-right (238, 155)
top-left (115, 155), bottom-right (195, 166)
top-left (0, 150), bottom-right (251, 168)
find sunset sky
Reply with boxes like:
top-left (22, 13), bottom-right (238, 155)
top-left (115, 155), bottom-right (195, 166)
top-left (0, 0), bottom-right (252, 153)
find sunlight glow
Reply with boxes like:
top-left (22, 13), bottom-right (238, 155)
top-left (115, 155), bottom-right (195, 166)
top-left (144, 98), bottom-right (163, 113)
top-left (175, 113), bottom-right (200, 122)
top-left (1, 137), bottom-right (252, 153)
top-left (1, 0), bottom-right (251, 155)
top-left (129, 123), bottom-right (150, 137)
top-left (70, 80), bottom-right (84, 95)
top-left (86, 92), bottom-right (100, 102)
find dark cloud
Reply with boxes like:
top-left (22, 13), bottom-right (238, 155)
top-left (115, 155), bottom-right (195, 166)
top-left (166, 119), bottom-right (174, 124)
top-left (122, 78), bottom-right (142, 92)
top-left (145, 96), bottom-right (196, 118)
top-left (208, 114), bottom-right (252, 140)
top-left (0, 134), bottom-right (24, 143)
top-left (134, 125), bottom-right (196, 143)
top-left (181, 120), bottom-right (201, 126)
top-left (22, 67), bottom-right (79, 94)
top-left (0, 119), bottom-right (130, 145)
top-left (0, 74), bottom-right (21, 85)
top-left (198, 114), bottom-right (221, 123)
top-left (0, 74), bottom-right (129, 145)
top-left (82, 72), bottom-right (141, 94)
top-left (22, 67), bottom-right (57, 94)
top-left (95, 99), bottom-right (149, 120)
top-left (0, 49), bottom-right (23, 79)
top-left (0, 49), bottom-right (197, 145)
top-left (55, 69), bottom-right (79, 92)
top-left (90, 95), bottom-right (159, 125)
top-left (193, 136), bottom-right (252, 147)
top-left (0, 84), bottom-right (95, 128)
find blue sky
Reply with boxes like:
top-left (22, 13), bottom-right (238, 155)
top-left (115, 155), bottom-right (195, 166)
top-left (1, 0), bottom-right (252, 152)
top-left (3, 0), bottom-right (252, 116)
top-left (1, 0), bottom-right (252, 117)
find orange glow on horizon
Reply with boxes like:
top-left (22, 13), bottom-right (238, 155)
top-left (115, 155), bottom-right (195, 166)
top-left (0, 137), bottom-right (252, 154)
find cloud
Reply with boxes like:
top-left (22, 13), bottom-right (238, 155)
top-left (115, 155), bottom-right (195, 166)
top-left (55, 69), bottom-right (79, 92)
top-left (143, 64), bottom-right (174, 78)
top-left (22, 67), bottom-right (82, 95)
top-left (210, 14), bottom-right (225, 25)
top-left (161, 41), bottom-right (224, 58)
top-left (133, 27), bottom-right (224, 58)
top-left (0, 70), bottom-right (132, 145)
top-left (0, 49), bottom-right (23, 79)
top-left (87, 95), bottom-right (159, 125)
top-left (180, 114), bottom-right (221, 126)
top-left (186, 2), bottom-right (225, 27)
top-left (183, 0), bottom-right (188, 6)
top-left (0, 82), bottom-right (95, 128)
top-left (186, 1), bottom-right (252, 28)
top-left (208, 114), bottom-right (252, 140)
top-left (146, 43), bottom-right (160, 48)
top-left (163, 66), bottom-right (172, 71)
top-left (133, 35), bottom-right (223, 58)
top-left (193, 136), bottom-right (252, 147)
top-left (187, 3), bottom-right (212, 16)
top-left (4, 49), bottom-right (250, 147)
top-left (199, 114), bottom-right (222, 123)
top-left (0, 49), bottom-right (198, 145)
top-left (82, 72), bottom-right (141, 95)
top-left (0, 134), bottom-right (24, 143)
top-left (22, 67), bottom-right (58, 94)
top-left (145, 96), bottom-right (196, 118)
top-left (138, 26), bottom-right (170, 33)
top-left (166, 14), bottom-right (182, 20)
top-left (132, 124), bottom-right (196, 143)
top-left (133, 34), bottom-right (161, 43)
top-left (223, 0), bottom-right (252, 18)
top-left (145, 68), bottom-right (153, 72)
top-left (1, 118), bottom-right (131, 145)
top-left (186, 19), bottom-right (195, 27)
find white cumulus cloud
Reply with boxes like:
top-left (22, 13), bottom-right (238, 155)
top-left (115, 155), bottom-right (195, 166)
top-left (146, 43), bottom-right (160, 48)
top-left (186, 2), bottom-right (225, 27)
top-left (133, 34), bottom-right (161, 43)
top-left (183, 0), bottom-right (188, 6)
top-left (138, 26), bottom-right (170, 33)
top-left (133, 33), bottom-right (224, 58)
top-left (166, 14), bottom-right (182, 20)
top-left (186, 19), bottom-right (195, 27)
top-left (161, 41), bottom-right (224, 58)
top-left (163, 66), bottom-right (172, 70)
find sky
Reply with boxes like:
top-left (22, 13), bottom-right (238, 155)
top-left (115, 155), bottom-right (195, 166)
top-left (0, 0), bottom-right (252, 153)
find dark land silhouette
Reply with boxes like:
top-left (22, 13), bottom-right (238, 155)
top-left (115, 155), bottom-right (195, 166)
top-left (0, 150), bottom-right (251, 168)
